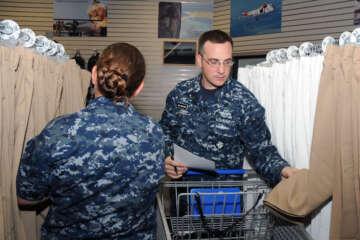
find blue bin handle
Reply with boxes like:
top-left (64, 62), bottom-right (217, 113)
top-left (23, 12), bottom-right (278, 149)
top-left (186, 169), bottom-right (245, 176)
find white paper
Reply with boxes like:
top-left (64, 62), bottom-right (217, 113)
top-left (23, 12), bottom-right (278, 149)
top-left (173, 144), bottom-right (216, 172)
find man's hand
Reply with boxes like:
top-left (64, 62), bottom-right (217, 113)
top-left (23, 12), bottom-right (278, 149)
top-left (281, 166), bottom-right (298, 180)
top-left (165, 156), bottom-right (188, 179)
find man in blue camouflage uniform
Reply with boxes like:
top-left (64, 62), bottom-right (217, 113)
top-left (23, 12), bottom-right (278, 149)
top-left (17, 43), bottom-right (165, 239)
top-left (160, 30), bottom-right (296, 186)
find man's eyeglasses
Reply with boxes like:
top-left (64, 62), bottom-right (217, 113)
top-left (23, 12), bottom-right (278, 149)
top-left (200, 54), bottom-right (234, 68)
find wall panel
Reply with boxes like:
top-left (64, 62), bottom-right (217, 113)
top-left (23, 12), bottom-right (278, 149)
top-left (0, 0), bottom-right (207, 121)
top-left (214, 0), bottom-right (356, 56)
top-left (0, 0), bottom-right (357, 119)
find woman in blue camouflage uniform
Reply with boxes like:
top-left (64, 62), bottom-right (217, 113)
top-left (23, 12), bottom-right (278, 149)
top-left (16, 43), bottom-right (165, 239)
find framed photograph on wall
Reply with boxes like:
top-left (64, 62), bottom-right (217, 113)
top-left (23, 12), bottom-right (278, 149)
top-left (158, 2), bottom-right (213, 39)
top-left (230, 0), bottom-right (282, 37)
top-left (53, 0), bottom-right (108, 37)
top-left (163, 40), bottom-right (197, 65)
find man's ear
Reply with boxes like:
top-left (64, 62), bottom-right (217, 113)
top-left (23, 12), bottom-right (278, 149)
top-left (196, 53), bottom-right (202, 68)
top-left (132, 81), bottom-right (144, 98)
top-left (91, 65), bottom-right (97, 85)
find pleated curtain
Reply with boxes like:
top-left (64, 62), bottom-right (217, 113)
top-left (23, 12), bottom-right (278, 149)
top-left (0, 45), bottom-right (90, 240)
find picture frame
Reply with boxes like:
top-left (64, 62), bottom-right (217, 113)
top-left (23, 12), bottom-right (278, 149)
top-left (163, 40), bottom-right (197, 65)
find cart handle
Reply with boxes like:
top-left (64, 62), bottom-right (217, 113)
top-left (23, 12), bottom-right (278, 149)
top-left (186, 169), bottom-right (245, 176)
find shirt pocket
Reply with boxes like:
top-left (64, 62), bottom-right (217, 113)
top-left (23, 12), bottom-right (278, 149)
top-left (174, 104), bottom-right (200, 136)
top-left (211, 115), bottom-right (238, 138)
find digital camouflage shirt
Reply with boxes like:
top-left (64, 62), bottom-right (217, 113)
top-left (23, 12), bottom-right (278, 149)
top-left (17, 96), bottom-right (165, 239)
top-left (160, 74), bottom-right (290, 187)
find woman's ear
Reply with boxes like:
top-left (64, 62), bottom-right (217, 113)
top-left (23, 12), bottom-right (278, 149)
top-left (133, 81), bottom-right (144, 98)
top-left (91, 65), bottom-right (97, 85)
top-left (91, 65), bottom-right (103, 98)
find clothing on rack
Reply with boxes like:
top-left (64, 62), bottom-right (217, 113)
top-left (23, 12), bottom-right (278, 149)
top-left (238, 55), bottom-right (323, 169)
top-left (87, 51), bottom-right (99, 72)
top-left (72, 50), bottom-right (86, 69)
top-left (0, 45), bottom-right (90, 240)
top-left (238, 52), bottom-right (328, 239)
top-left (264, 45), bottom-right (360, 240)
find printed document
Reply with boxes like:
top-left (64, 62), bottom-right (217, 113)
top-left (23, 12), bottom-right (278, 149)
top-left (174, 144), bottom-right (216, 172)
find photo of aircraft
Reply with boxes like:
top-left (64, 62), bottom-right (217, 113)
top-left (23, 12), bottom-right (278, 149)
top-left (230, 0), bottom-right (282, 37)
top-left (242, 3), bottom-right (275, 17)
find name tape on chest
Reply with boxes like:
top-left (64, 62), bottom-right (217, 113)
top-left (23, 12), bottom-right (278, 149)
top-left (177, 102), bottom-right (188, 110)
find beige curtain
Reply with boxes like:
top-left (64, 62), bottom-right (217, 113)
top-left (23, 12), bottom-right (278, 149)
top-left (264, 45), bottom-right (360, 239)
top-left (0, 45), bottom-right (90, 240)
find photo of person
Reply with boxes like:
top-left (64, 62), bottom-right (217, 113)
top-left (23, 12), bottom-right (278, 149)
top-left (158, 2), bottom-right (213, 39)
top-left (158, 2), bottom-right (182, 38)
top-left (354, 0), bottom-right (360, 25)
top-left (88, 0), bottom-right (108, 36)
top-left (53, 0), bottom-right (108, 37)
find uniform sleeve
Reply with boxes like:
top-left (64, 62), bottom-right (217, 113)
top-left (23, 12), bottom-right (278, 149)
top-left (16, 132), bottom-right (52, 201)
top-left (239, 104), bottom-right (290, 187)
top-left (159, 91), bottom-right (177, 158)
top-left (148, 123), bottom-right (166, 181)
top-left (134, 123), bottom-right (166, 209)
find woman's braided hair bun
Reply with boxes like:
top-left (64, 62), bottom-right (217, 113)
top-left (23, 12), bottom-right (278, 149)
top-left (96, 42), bottom-right (145, 103)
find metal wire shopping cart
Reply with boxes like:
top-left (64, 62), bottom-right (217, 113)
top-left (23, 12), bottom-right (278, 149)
top-left (156, 170), bottom-right (313, 240)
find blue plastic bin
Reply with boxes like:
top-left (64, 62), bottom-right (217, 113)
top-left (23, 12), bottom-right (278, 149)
top-left (190, 187), bottom-right (242, 219)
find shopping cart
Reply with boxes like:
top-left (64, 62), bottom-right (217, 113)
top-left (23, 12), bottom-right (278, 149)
top-left (156, 169), bottom-right (313, 240)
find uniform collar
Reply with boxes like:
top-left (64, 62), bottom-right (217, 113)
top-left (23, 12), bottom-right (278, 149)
top-left (88, 96), bottom-right (130, 108)
top-left (192, 74), bottom-right (233, 100)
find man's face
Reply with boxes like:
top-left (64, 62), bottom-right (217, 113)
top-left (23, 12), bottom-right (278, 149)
top-left (196, 41), bottom-right (233, 90)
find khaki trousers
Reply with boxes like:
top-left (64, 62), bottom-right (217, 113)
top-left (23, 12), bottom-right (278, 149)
top-left (0, 46), bottom-right (90, 240)
top-left (264, 45), bottom-right (360, 240)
